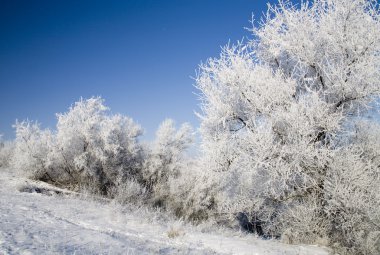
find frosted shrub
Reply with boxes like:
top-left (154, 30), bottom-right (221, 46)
top-left (0, 136), bottom-right (14, 168)
top-left (196, 0), bottom-right (380, 253)
top-left (11, 121), bottom-right (55, 181)
top-left (110, 177), bottom-right (147, 205)
top-left (53, 97), bottom-right (144, 194)
top-left (174, 161), bottom-right (219, 223)
top-left (164, 160), bottom-right (209, 221)
top-left (142, 119), bottom-right (194, 211)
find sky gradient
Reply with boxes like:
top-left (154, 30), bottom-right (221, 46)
top-left (0, 0), bottom-right (279, 140)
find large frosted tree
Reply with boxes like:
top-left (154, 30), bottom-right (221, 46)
top-left (196, 0), bottom-right (380, 253)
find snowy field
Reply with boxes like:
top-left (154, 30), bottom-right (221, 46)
top-left (0, 168), bottom-right (329, 255)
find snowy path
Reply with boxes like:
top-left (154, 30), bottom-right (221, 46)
top-left (0, 169), bottom-right (329, 255)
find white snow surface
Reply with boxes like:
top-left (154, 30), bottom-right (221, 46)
top-left (0, 168), bottom-right (330, 255)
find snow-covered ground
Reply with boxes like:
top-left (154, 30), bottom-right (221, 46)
top-left (0, 168), bottom-right (330, 255)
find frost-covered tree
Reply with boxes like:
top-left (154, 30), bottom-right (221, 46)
top-left (196, 0), bottom-right (380, 253)
top-left (142, 119), bottom-right (194, 209)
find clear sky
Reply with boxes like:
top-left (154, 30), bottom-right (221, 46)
top-left (0, 0), bottom-right (279, 140)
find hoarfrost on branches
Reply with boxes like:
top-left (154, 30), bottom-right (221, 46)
top-left (196, 0), bottom-right (380, 254)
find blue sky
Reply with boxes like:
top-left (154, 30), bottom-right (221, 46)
top-left (0, 0), bottom-right (279, 140)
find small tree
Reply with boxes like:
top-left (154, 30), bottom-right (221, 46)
top-left (196, 0), bottom-right (380, 253)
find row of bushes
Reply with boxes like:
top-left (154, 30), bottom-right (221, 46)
top-left (1, 98), bottom-right (202, 220)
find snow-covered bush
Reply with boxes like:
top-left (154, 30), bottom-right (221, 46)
top-left (196, 0), bottom-right (380, 253)
top-left (53, 97), bottom-right (144, 194)
top-left (0, 135), bottom-right (14, 168)
top-left (174, 160), bottom-right (219, 223)
top-left (109, 177), bottom-right (147, 205)
top-left (142, 119), bottom-right (194, 211)
top-left (11, 121), bottom-right (55, 181)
